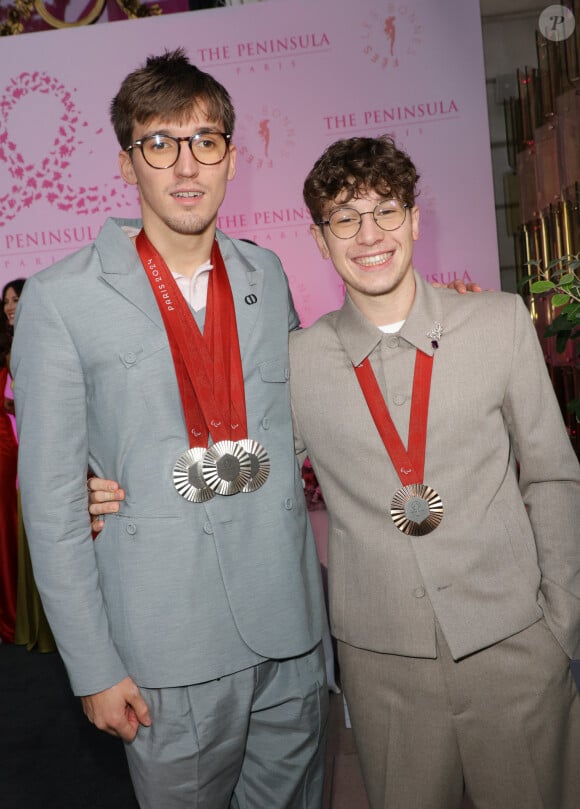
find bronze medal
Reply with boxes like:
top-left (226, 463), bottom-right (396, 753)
top-left (390, 483), bottom-right (443, 536)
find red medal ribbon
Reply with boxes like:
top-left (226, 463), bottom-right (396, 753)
top-left (354, 350), bottom-right (433, 485)
top-left (136, 229), bottom-right (247, 447)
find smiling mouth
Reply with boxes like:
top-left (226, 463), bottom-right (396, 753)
top-left (172, 191), bottom-right (202, 199)
top-left (356, 251), bottom-right (394, 268)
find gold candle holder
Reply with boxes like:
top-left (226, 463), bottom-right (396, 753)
top-left (559, 197), bottom-right (574, 256)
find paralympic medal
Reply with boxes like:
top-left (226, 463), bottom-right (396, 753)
top-left (173, 448), bottom-right (215, 503)
top-left (238, 438), bottom-right (270, 493)
top-left (137, 232), bottom-right (253, 503)
top-left (202, 440), bottom-right (252, 495)
top-left (352, 349), bottom-right (443, 536)
top-left (390, 483), bottom-right (443, 536)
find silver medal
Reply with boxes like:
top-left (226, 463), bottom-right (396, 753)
top-left (173, 448), bottom-right (216, 502)
top-left (390, 483), bottom-right (443, 536)
top-left (202, 440), bottom-right (252, 496)
top-left (238, 439), bottom-right (270, 493)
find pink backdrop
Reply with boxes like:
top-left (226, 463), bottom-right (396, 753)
top-left (0, 0), bottom-right (499, 325)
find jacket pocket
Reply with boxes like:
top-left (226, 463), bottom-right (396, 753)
top-left (259, 357), bottom-right (290, 383)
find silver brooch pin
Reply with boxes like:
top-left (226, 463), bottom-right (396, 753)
top-left (426, 322), bottom-right (444, 349)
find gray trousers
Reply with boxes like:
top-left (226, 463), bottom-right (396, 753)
top-left (124, 643), bottom-right (328, 809)
top-left (339, 618), bottom-right (580, 809)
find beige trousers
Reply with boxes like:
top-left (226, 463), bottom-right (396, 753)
top-left (338, 619), bottom-right (580, 809)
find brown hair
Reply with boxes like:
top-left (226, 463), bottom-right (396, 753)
top-left (110, 48), bottom-right (236, 149)
top-left (303, 135), bottom-right (419, 223)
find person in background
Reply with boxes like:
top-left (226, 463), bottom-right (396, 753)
top-left (0, 279), bottom-right (25, 644)
top-left (12, 49), bottom-right (327, 809)
top-left (0, 278), bottom-right (55, 653)
top-left (287, 134), bottom-right (579, 809)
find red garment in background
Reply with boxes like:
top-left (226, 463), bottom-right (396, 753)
top-left (0, 365), bottom-right (18, 642)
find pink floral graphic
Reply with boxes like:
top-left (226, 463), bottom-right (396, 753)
top-left (0, 71), bottom-right (135, 227)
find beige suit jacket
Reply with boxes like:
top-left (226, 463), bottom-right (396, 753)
top-left (290, 273), bottom-right (580, 660)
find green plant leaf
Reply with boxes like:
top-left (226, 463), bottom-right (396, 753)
top-left (530, 280), bottom-right (555, 292)
top-left (561, 302), bottom-right (580, 318)
top-left (547, 312), bottom-right (574, 328)
top-left (545, 312), bottom-right (574, 340)
top-left (555, 332), bottom-right (571, 353)
top-left (566, 398), bottom-right (580, 422)
top-left (545, 325), bottom-right (572, 341)
top-left (558, 273), bottom-right (576, 285)
top-left (552, 293), bottom-right (572, 308)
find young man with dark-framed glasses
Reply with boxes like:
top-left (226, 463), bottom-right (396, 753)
top-left (12, 48), bottom-right (328, 809)
top-left (289, 134), bottom-right (580, 809)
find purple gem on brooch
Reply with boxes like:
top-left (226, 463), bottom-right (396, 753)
top-left (426, 322), bottom-right (444, 350)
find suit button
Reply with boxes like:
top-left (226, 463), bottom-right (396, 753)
top-left (203, 522), bottom-right (214, 534)
top-left (262, 417), bottom-right (271, 430)
top-left (126, 523), bottom-right (137, 536)
top-left (393, 393), bottom-right (406, 405)
top-left (284, 498), bottom-right (293, 510)
top-left (413, 586), bottom-right (426, 598)
top-left (124, 352), bottom-right (137, 365)
top-left (387, 336), bottom-right (399, 349)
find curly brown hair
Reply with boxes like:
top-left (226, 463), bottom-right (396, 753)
top-left (303, 135), bottom-right (419, 224)
top-left (110, 48), bottom-right (236, 150)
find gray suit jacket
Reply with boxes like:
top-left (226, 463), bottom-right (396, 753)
top-left (290, 273), bottom-right (580, 661)
top-left (12, 218), bottom-right (324, 695)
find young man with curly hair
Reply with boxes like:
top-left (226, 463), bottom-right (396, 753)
top-left (289, 134), bottom-right (580, 809)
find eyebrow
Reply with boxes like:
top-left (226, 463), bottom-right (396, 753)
top-left (138, 125), bottom-right (223, 138)
top-left (328, 198), bottom-right (393, 213)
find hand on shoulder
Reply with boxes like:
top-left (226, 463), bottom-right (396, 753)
top-left (432, 280), bottom-right (484, 294)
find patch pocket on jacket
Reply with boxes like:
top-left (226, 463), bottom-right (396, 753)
top-left (118, 334), bottom-right (168, 369)
top-left (259, 357), bottom-right (290, 383)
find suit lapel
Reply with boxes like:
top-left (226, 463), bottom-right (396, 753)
top-left (95, 218), bottom-right (164, 332)
top-left (216, 230), bottom-right (263, 363)
top-left (95, 222), bottom-right (262, 360)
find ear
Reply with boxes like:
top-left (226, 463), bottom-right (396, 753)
top-left (226, 143), bottom-right (237, 182)
top-left (410, 206), bottom-right (420, 241)
top-left (310, 223), bottom-right (330, 260)
top-left (118, 150), bottom-right (138, 186)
